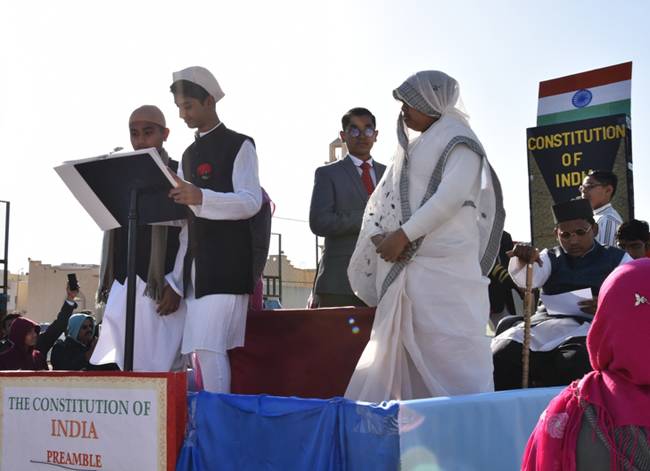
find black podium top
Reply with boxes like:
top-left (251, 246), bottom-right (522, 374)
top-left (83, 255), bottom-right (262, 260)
top-left (57, 148), bottom-right (186, 228)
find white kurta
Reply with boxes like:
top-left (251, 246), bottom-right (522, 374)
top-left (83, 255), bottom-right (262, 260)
top-left (346, 119), bottom-right (496, 402)
top-left (90, 276), bottom-right (186, 371)
top-left (166, 129), bottom-right (262, 355)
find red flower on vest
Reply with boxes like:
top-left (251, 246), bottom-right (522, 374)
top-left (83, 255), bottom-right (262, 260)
top-left (197, 163), bottom-right (213, 180)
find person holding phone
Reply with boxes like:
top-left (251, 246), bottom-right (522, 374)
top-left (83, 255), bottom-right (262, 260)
top-left (51, 313), bottom-right (97, 370)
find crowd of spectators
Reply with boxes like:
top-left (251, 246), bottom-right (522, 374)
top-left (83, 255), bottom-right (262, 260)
top-left (0, 284), bottom-right (117, 371)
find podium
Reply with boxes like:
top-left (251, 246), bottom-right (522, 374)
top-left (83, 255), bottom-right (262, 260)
top-left (55, 148), bottom-right (186, 370)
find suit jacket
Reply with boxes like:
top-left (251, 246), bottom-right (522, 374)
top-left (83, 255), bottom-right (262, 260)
top-left (309, 155), bottom-right (386, 296)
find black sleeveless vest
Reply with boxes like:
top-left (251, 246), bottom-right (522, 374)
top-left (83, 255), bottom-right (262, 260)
top-left (181, 124), bottom-right (254, 298)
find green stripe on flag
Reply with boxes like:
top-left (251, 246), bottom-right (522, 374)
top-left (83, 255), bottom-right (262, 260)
top-left (537, 99), bottom-right (630, 126)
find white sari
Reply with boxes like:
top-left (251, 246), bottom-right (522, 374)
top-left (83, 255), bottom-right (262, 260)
top-left (345, 74), bottom-right (504, 401)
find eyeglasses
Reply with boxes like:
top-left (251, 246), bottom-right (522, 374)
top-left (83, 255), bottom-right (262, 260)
top-left (618, 241), bottom-right (645, 251)
top-left (346, 126), bottom-right (375, 138)
top-left (558, 226), bottom-right (592, 239)
top-left (578, 183), bottom-right (605, 192)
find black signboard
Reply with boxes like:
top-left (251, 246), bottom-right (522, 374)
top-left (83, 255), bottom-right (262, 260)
top-left (526, 114), bottom-right (633, 249)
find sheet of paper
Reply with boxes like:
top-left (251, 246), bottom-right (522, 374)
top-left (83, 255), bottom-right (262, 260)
top-left (540, 288), bottom-right (593, 316)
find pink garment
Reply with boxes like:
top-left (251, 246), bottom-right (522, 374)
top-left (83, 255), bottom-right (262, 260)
top-left (522, 258), bottom-right (650, 471)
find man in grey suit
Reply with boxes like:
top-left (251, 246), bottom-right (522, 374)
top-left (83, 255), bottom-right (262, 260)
top-left (309, 107), bottom-right (386, 307)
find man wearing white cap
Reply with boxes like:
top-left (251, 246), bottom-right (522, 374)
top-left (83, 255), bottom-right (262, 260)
top-left (166, 66), bottom-right (267, 393)
top-left (91, 105), bottom-right (187, 372)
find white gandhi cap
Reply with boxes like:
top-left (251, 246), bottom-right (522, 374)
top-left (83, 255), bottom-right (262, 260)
top-left (172, 66), bottom-right (225, 103)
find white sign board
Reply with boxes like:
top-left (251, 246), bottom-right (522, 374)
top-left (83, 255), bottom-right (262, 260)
top-left (0, 374), bottom-right (174, 471)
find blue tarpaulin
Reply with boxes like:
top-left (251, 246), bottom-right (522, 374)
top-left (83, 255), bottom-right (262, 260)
top-left (176, 393), bottom-right (400, 471)
top-left (399, 387), bottom-right (562, 471)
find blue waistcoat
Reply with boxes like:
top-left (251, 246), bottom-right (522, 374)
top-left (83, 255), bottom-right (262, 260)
top-left (542, 242), bottom-right (625, 296)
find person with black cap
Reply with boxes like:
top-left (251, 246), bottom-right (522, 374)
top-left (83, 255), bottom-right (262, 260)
top-left (166, 66), bottom-right (271, 393)
top-left (491, 198), bottom-right (632, 390)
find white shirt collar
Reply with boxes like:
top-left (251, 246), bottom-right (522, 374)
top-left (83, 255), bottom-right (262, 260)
top-left (198, 122), bottom-right (223, 138)
top-left (593, 202), bottom-right (612, 215)
top-left (348, 154), bottom-right (373, 167)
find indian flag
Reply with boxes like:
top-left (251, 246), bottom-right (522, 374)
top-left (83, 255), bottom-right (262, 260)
top-left (537, 62), bottom-right (632, 126)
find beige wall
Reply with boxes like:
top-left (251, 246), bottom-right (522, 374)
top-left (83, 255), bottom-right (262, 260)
top-left (18, 253), bottom-right (315, 320)
top-left (7, 273), bottom-right (29, 312)
top-left (263, 255), bottom-right (315, 309)
top-left (25, 260), bottom-right (99, 323)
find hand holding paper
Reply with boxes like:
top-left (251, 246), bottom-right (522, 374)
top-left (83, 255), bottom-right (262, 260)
top-left (169, 173), bottom-right (203, 206)
top-left (578, 298), bottom-right (597, 315)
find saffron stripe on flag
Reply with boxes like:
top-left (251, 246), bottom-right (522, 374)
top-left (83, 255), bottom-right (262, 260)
top-left (537, 80), bottom-right (631, 116)
top-left (537, 100), bottom-right (630, 126)
top-left (538, 62), bottom-right (632, 98)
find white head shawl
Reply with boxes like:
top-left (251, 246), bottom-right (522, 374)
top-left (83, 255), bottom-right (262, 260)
top-left (393, 71), bottom-right (469, 167)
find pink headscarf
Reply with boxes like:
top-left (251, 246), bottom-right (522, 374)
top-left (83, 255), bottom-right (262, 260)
top-left (522, 258), bottom-right (650, 470)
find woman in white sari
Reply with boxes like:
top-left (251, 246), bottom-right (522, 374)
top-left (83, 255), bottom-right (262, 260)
top-left (345, 71), bottom-right (505, 402)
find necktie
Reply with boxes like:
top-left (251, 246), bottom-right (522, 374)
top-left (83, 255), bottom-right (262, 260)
top-left (360, 162), bottom-right (375, 195)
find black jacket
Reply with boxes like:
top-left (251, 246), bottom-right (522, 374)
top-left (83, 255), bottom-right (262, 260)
top-left (51, 336), bottom-right (90, 370)
top-left (36, 300), bottom-right (77, 356)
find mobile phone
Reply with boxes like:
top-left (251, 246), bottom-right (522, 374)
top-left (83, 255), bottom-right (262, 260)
top-left (67, 273), bottom-right (80, 291)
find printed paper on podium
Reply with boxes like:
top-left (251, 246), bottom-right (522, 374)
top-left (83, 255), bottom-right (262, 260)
top-left (55, 148), bottom-right (186, 230)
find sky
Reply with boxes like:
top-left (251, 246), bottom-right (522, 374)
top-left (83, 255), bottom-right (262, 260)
top-left (1, 0), bottom-right (649, 273)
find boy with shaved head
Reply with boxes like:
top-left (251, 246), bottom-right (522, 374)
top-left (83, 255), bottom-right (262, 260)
top-left (90, 105), bottom-right (186, 372)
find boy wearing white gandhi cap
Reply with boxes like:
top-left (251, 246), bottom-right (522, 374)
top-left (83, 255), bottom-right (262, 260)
top-left (166, 66), bottom-right (269, 393)
top-left (90, 105), bottom-right (187, 372)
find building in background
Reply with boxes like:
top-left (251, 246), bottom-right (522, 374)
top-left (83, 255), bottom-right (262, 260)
top-left (263, 254), bottom-right (315, 308)
top-left (25, 259), bottom-right (100, 323)
top-left (13, 251), bottom-right (316, 322)
top-left (7, 272), bottom-right (28, 313)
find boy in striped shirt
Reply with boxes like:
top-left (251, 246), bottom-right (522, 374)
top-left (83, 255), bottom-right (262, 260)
top-left (579, 169), bottom-right (623, 246)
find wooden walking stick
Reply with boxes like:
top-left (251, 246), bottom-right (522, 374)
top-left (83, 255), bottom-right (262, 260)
top-left (521, 262), bottom-right (534, 388)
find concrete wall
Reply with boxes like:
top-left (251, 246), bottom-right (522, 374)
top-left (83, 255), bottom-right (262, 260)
top-left (19, 253), bottom-right (316, 320)
top-left (25, 260), bottom-right (100, 323)
top-left (263, 255), bottom-right (315, 309)
top-left (6, 273), bottom-right (28, 312)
